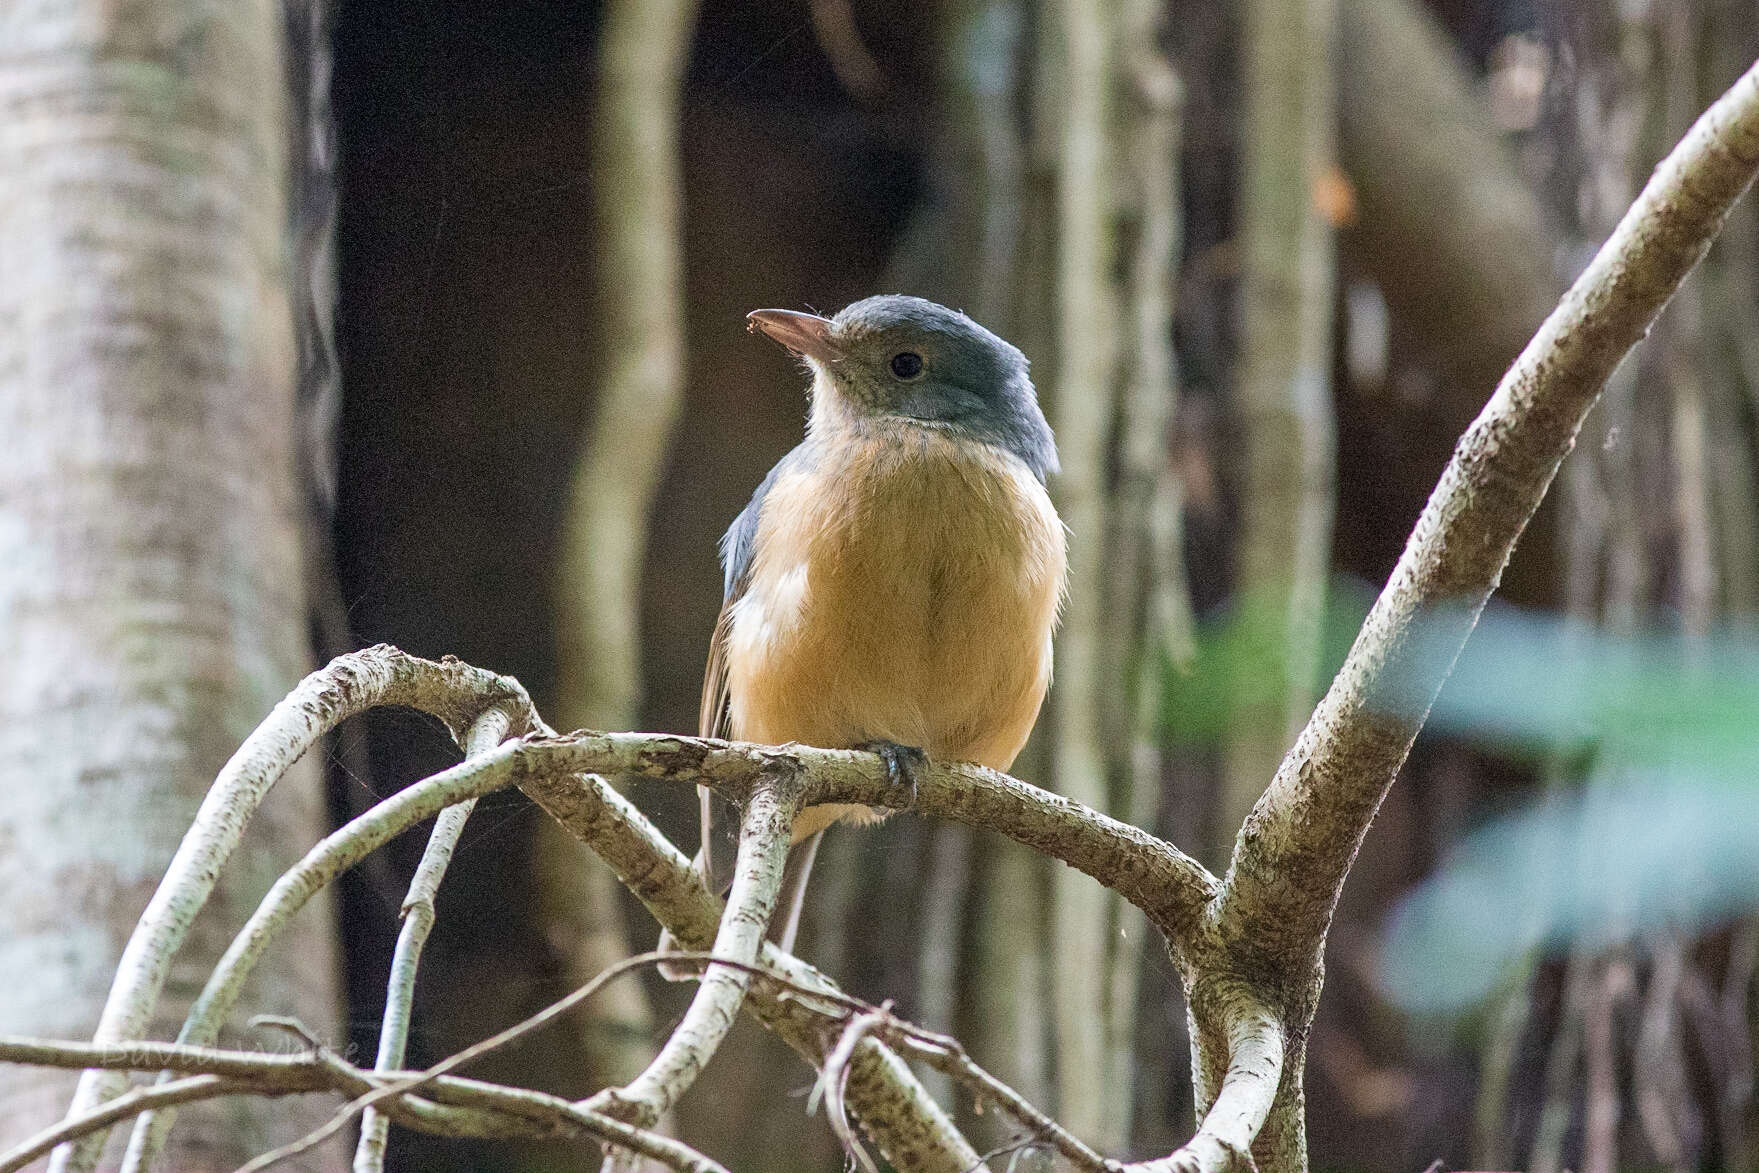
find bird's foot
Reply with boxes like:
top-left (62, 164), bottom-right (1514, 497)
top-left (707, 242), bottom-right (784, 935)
top-left (856, 740), bottom-right (927, 811)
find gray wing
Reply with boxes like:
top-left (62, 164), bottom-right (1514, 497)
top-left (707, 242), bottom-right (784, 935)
top-left (697, 449), bottom-right (801, 892)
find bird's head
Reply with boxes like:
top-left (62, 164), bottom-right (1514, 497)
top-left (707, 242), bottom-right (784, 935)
top-left (747, 295), bottom-right (1058, 480)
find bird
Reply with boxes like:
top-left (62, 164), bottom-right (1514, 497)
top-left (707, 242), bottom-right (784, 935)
top-left (693, 294), bottom-right (1066, 953)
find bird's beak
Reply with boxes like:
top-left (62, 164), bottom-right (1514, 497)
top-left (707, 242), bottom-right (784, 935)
top-left (746, 309), bottom-right (844, 364)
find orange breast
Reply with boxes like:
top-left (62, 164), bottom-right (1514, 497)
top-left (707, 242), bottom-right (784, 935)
top-left (724, 424), bottom-right (1066, 784)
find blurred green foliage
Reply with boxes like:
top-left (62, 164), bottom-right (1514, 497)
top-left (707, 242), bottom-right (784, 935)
top-left (1381, 609), bottom-right (1759, 1012)
top-left (1161, 588), bottom-right (1759, 1013)
top-left (1155, 577), bottom-right (1373, 746)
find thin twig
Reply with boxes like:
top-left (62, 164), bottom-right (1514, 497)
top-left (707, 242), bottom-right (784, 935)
top-left (353, 710), bottom-right (513, 1172)
top-left (819, 1009), bottom-right (889, 1173)
top-left (5, 1076), bottom-right (257, 1173)
top-left (1, 1032), bottom-right (653, 1142)
top-left (885, 1023), bottom-right (1124, 1173)
top-left (639, 958), bottom-right (1122, 1173)
top-left (230, 950), bottom-right (680, 1172)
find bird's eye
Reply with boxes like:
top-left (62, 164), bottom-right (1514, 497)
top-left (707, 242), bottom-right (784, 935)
top-left (890, 352), bottom-right (924, 379)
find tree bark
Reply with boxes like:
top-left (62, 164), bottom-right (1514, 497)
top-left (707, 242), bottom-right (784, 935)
top-left (1219, 0), bottom-right (1339, 851)
top-left (0, 1), bottom-right (343, 1168)
top-left (542, 0), bottom-right (702, 1111)
top-left (1047, 0), bottom-right (1125, 1146)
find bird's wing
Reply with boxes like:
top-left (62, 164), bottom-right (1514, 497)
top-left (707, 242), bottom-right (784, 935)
top-left (696, 449), bottom-right (798, 894)
top-left (696, 596), bottom-right (740, 892)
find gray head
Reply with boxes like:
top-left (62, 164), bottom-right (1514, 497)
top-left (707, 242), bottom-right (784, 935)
top-left (747, 294), bottom-right (1058, 480)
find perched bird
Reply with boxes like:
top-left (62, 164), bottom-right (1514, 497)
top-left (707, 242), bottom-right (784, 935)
top-left (695, 294), bottom-right (1066, 951)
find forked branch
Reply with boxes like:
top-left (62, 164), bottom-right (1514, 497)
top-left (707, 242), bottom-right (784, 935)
top-left (585, 776), bottom-right (800, 1132)
top-left (1191, 51), bottom-right (1759, 1173)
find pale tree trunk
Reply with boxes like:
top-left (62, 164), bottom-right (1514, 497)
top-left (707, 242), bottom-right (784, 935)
top-left (0, 1), bottom-right (344, 1170)
top-left (1218, 0), bottom-right (1339, 853)
top-left (1106, 0), bottom-right (1189, 1150)
top-left (1044, 0), bottom-right (1194, 1149)
top-left (1047, 0), bottom-right (1126, 1147)
top-left (539, 0), bottom-right (700, 1114)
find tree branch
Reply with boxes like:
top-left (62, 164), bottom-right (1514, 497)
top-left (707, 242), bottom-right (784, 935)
top-left (1198, 53), bottom-right (1759, 1172)
top-left (540, 732), bottom-right (1220, 941)
top-left (1223, 53), bottom-right (1759, 976)
top-left (2, 1034), bottom-right (531, 1139)
top-left (6, 1076), bottom-right (265, 1173)
top-left (167, 735), bottom-right (563, 1049)
top-left (49, 646), bottom-right (536, 1170)
top-left (586, 777), bottom-right (799, 1130)
top-left (351, 709), bottom-right (516, 1173)
top-left (0, 1028), bottom-right (724, 1173)
top-left (1129, 989), bottom-right (1284, 1173)
top-left (232, 952), bottom-right (724, 1173)
top-left (515, 753), bottom-right (992, 1172)
top-left (9, 943), bottom-right (1110, 1173)
top-left (144, 647), bottom-right (988, 1172)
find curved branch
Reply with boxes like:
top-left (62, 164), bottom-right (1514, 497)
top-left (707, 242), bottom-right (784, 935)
top-left (228, 950), bottom-right (677, 1170)
top-left (47, 643), bottom-right (1215, 1173)
top-left (4, 1076), bottom-right (257, 1173)
top-left (818, 1009), bottom-right (890, 1173)
top-left (514, 760), bottom-right (990, 1172)
top-left (51, 646), bottom-right (535, 1168)
top-left (1220, 57), bottom-right (1759, 977)
top-left (514, 732), bottom-right (1219, 942)
top-left (586, 777), bottom-right (799, 1127)
top-left (115, 735), bottom-right (623, 1162)
top-left (1130, 992), bottom-right (1285, 1172)
top-left (864, 1012), bottom-right (1125, 1173)
top-left (895, 760), bottom-right (1218, 942)
top-left (171, 737), bottom-right (560, 1049)
top-left (0, 1032), bottom-right (726, 1173)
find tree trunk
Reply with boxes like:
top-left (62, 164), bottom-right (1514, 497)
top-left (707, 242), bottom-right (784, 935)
top-left (541, 0), bottom-right (702, 1103)
top-left (1219, 0), bottom-right (1339, 852)
top-left (0, 1), bottom-right (344, 1167)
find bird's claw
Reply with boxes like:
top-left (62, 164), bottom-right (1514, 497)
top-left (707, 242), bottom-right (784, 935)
top-left (857, 740), bottom-right (926, 811)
